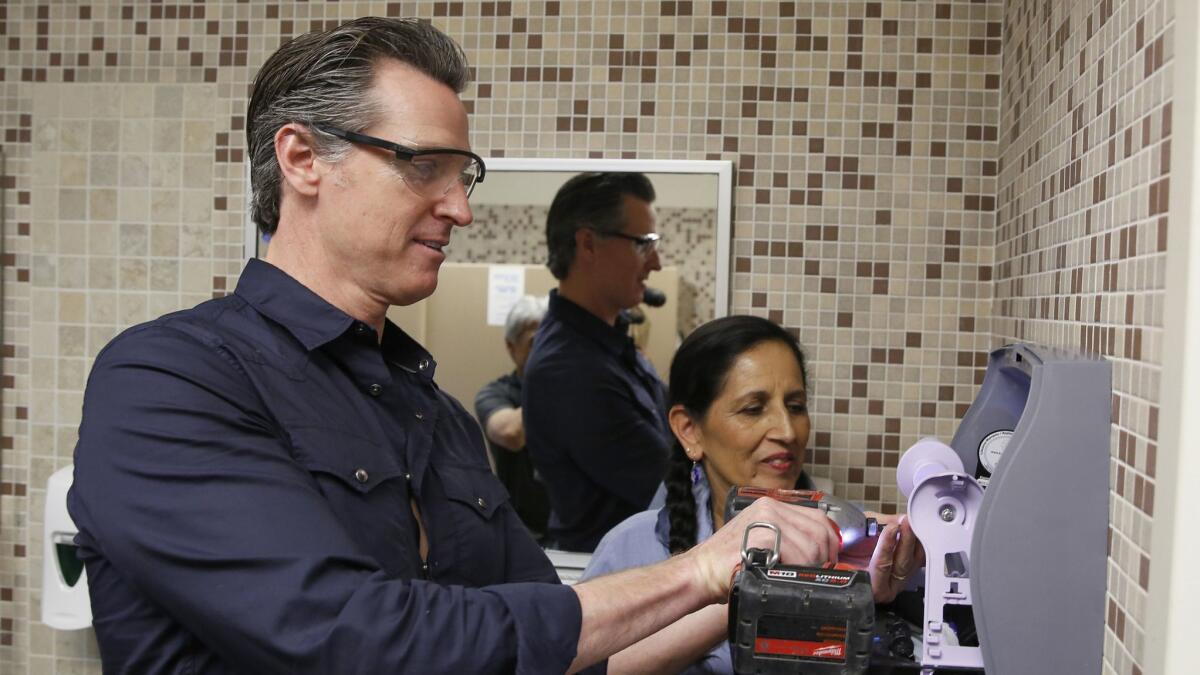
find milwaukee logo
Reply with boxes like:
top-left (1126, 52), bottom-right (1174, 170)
top-left (766, 569), bottom-right (798, 579)
top-left (813, 645), bottom-right (844, 657)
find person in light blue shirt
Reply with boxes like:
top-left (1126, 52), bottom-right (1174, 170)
top-left (582, 315), bottom-right (925, 674)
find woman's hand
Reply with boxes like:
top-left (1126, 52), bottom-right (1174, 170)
top-left (840, 513), bottom-right (925, 603)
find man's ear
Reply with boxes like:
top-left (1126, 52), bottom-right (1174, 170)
top-left (274, 123), bottom-right (323, 198)
top-left (573, 227), bottom-right (598, 263)
top-left (668, 404), bottom-right (703, 461)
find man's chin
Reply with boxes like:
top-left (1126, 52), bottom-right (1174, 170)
top-left (389, 279), bottom-right (438, 307)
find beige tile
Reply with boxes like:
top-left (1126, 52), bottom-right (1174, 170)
top-left (56, 358), bottom-right (85, 391)
top-left (58, 155), bottom-right (89, 188)
top-left (31, 254), bottom-right (58, 288)
top-left (86, 257), bottom-right (117, 290)
top-left (117, 188), bottom-right (150, 222)
top-left (90, 120), bottom-right (120, 153)
top-left (181, 190), bottom-right (212, 224)
top-left (57, 326), bottom-right (87, 358)
top-left (32, 152), bottom-right (59, 187)
top-left (182, 85), bottom-right (217, 120)
top-left (153, 85), bottom-right (184, 119)
top-left (118, 259), bottom-right (149, 290)
top-left (58, 257), bottom-right (87, 289)
top-left (120, 119), bottom-right (153, 153)
top-left (119, 155), bottom-right (150, 188)
top-left (149, 259), bottom-right (180, 291)
top-left (149, 155), bottom-right (183, 189)
top-left (182, 120), bottom-right (215, 154)
top-left (88, 189), bottom-right (118, 222)
top-left (120, 85), bottom-right (154, 119)
top-left (118, 292), bottom-right (149, 326)
top-left (152, 119), bottom-right (182, 154)
top-left (118, 224), bottom-right (149, 257)
top-left (32, 84), bottom-right (61, 117)
top-left (182, 160), bottom-right (211, 189)
top-left (88, 325), bottom-right (120, 356)
top-left (91, 85), bottom-right (123, 119)
top-left (87, 155), bottom-right (120, 188)
top-left (150, 190), bottom-right (181, 223)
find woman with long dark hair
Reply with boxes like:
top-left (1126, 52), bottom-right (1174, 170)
top-left (580, 315), bottom-right (922, 674)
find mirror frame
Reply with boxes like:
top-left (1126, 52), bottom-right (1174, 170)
top-left (244, 157), bottom-right (734, 317)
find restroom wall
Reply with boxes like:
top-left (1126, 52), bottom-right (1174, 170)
top-left (0, 1), bottom-right (1003, 672)
top-left (994, 1), bottom-right (1172, 674)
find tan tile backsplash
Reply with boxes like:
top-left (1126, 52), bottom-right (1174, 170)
top-left (0, 2), bottom-right (1173, 674)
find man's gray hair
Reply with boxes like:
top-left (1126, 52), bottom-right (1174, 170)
top-left (504, 295), bottom-right (549, 344)
top-left (246, 17), bottom-right (470, 235)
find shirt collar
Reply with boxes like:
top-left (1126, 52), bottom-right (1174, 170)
top-left (547, 289), bottom-right (632, 357)
top-left (234, 259), bottom-right (436, 379)
top-left (380, 319), bottom-right (438, 381)
top-left (235, 259), bottom-right (356, 351)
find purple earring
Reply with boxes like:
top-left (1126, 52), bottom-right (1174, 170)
top-left (690, 460), bottom-right (702, 485)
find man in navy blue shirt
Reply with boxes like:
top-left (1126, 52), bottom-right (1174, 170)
top-left (523, 173), bottom-right (672, 552)
top-left (68, 17), bottom-right (844, 674)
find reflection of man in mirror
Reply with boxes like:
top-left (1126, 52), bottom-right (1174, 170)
top-left (474, 295), bottom-right (552, 542)
top-left (523, 172), bottom-right (672, 552)
top-left (67, 18), bottom-right (842, 675)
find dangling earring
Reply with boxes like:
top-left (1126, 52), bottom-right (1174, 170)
top-left (690, 460), bottom-right (702, 485)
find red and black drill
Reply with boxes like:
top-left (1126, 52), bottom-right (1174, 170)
top-left (725, 487), bottom-right (880, 675)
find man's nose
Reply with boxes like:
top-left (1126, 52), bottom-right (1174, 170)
top-left (436, 182), bottom-right (474, 227)
top-left (647, 247), bottom-right (663, 270)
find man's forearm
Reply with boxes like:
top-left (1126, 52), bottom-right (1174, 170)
top-left (606, 604), bottom-right (726, 675)
top-left (568, 550), bottom-right (716, 673)
top-left (484, 407), bottom-right (525, 450)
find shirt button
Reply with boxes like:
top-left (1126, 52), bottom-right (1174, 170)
top-left (368, 383), bottom-right (383, 397)
top-left (354, 468), bottom-right (369, 483)
top-left (418, 358), bottom-right (430, 371)
top-left (476, 497), bottom-right (487, 509)
top-left (404, 472), bottom-right (412, 482)
top-left (354, 323), bottom-right (368, 336)
top-left (414, 411), bottom-right (424, 420)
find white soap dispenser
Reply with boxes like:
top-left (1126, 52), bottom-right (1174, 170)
top-left (41, 465), bottom-right (91, 629)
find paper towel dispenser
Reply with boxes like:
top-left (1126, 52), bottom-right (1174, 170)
top-left (897, 343), bottom-right (1110, 674)
top-left (42, 465), bottom-right (91, 629)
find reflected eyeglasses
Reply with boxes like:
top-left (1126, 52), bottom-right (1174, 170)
top-left (313, 124), bottom-right (487, 199)
top-left (595, 230), bottom-right (661, 256)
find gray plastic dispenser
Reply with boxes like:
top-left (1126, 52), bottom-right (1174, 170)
top-left (897, 343), bottom-right (1110, 674)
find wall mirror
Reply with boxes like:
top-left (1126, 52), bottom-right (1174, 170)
top-left (248, 158), bottom-right (734, 411)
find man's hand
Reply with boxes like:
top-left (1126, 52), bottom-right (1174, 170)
top-left (680, 497), bottom-right (842, 604)
top-left (841, 513), bottom-right (925, 603)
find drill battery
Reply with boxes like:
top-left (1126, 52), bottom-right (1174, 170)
top-left (729, 549), bottom-right (874, 674)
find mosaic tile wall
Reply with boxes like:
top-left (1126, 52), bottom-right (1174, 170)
top-left (455, 203), bottom-right (718, 332)
top-left (0, 1), bottom-right (1012, 672)
top-left (996, 1), bottom-right (1172, 674)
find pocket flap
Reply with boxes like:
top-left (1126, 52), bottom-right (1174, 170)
top-left (436, 463), bottom-right (510, 519)
top-left (288, 425), bottom-right (403, 494)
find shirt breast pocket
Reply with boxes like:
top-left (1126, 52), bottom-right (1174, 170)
top-left (433, 462), bottom-right (513, 584)
top-left (287, 425), bottom-right (418, 575)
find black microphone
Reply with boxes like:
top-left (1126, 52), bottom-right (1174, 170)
top-left (642, 287), bottom-right (667, 307)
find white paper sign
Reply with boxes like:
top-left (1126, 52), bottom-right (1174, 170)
top-left (486, 265), bottom-right (526, 326)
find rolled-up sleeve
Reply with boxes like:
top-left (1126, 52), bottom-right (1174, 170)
top-left (69, 326), bottom-right (581, 674)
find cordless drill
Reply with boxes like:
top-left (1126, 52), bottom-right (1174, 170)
top-left (725, 487), bottom-right (878, 675)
